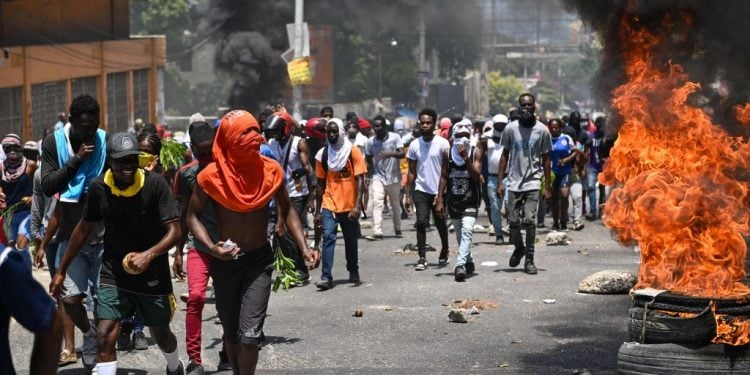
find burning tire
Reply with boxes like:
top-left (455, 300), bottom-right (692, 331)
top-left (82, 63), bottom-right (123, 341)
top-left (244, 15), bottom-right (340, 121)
top-left (633, 291), bottom-right (750, 315)
top-left (628, 305), bottom-right (716, 344)
top-left (618, 342), bottom-right (750, 374)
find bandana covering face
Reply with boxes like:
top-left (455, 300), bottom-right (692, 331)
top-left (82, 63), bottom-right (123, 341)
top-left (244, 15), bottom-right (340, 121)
top-left (198, 110), bottom-right (284, 212)
top-left (451, 119), bottom-right (473, 167)
top-left (315, 118), bottom-right (352, 172)
top-left (2, 133), bottom-right (26, 183)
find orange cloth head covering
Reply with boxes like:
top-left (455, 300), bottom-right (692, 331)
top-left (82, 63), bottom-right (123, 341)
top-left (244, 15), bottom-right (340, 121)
top-left (197, 110), bottom-right (284, 212)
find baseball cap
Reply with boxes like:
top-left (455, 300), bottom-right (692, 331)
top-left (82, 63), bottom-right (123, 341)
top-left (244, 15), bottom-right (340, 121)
top-left (492, 114), bottom-right (508, 124)
top-left (107, 133), bottom-right (140, 159)
top-left (481, 120), bottom-right (494, 139)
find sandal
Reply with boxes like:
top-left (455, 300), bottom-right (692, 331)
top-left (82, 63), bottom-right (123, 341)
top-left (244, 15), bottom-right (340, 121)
top-left (58, 349), bottom-right (78, 367)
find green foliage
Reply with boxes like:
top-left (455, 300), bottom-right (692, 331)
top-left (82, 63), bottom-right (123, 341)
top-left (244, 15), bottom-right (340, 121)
top-left (160, 139), bottom-right (187, 170)
top-left (131, 0), bottom-right (191, 36)
top-left (532, 80), bottom-right (562, 114)
top-left (488, 71), bottom-right (525, 114)
top-left (272, 245), bottom-right (301, 292)
top-left (2, 201), bottom-right (25, 238)
top-left (383, 60), bottom-right (418, 105)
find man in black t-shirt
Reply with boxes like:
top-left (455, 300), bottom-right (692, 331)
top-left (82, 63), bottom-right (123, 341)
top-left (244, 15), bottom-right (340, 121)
top-left (50, 133), bottom-right (184, 375)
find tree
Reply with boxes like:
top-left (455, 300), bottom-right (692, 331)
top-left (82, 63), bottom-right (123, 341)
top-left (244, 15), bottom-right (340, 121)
top-left (488, 71), bottom-right (524, 114)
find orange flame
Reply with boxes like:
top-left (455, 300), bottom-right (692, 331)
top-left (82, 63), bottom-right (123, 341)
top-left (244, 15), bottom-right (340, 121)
top-left (600, 15), bottom-right (750, 303)
top-left (735, 103), bottom-right (750, 125)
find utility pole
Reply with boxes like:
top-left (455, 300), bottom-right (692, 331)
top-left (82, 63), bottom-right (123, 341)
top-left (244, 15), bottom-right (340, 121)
top-left (292, 0), bottom-right (304, 119)
top-left (418, 12), bottom-right (427, 109)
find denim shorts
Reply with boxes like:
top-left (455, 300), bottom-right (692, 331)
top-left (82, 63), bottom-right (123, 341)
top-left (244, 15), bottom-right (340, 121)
top-left (7, 210), bottom-right (31, 242)
top-left (56, 240), bottom-right (103, 298)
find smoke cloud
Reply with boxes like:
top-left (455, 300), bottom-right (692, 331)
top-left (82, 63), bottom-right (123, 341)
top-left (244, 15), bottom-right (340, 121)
top-left (562, 0), bottom-right (750, 135)
top-left (197, 0), bottom-right (480, 112)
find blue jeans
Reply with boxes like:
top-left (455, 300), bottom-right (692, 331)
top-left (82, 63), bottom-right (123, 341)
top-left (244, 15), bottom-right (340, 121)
top-left (587, 166), bottom-right (600, 216)
top-left (321, 209), bottom-right (359, 282)
top-left (56, 240), bottom-right (103, 298)
top-left (487, 176), bottom-right (505, 240)
top-left (452, 215), bottom-right (476, 268)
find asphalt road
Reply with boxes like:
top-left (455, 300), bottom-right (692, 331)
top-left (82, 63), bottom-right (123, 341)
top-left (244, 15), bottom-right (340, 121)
top-left (11, 209), bottom-right (637, 374)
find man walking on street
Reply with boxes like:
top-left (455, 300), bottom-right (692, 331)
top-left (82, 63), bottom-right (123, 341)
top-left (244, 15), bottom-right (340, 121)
top-left (496, 93), bottom-right (552, 275)
top-left (436, 120), bottom-right (484, 281)
top-left (365, 115), bottom-right (404, 240)
top-left (187, 110), bottom-right (319, 374)
top-left (263, 112), bottom-right (315, 283)
top-left (314, 118), bottom-right (367, 290)
top-left (40, 94), bottom-right (107, 370)
top-left (172, 122), bottom-right (228, 374)
top-left (50, 132), bottom-right (184, 375)
top-left (405, 108), bottom-right (451, 271)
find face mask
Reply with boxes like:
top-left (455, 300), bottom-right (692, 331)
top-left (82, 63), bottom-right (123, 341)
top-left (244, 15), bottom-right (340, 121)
top-left (139, 152), bottom-right (156, 169)
top-left (519, 108), bottom-right (535, 127)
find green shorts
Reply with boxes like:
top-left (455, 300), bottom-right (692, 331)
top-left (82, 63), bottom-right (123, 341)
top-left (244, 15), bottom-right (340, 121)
top-left (97, 286), bottom-right (176, 327)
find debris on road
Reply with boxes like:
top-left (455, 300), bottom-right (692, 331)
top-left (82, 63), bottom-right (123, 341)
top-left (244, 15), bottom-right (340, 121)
top-left (454, 298), bottom-right (498, 310)
top-left (545, 231), bottom-right (571, 245)
top-left (511, 340), bottom-right (523, 344)
top-left (353, 309), bottom-right (363, 317)
top-left (384, 306), bottom-right (393, 312)
top-left (578, 270), bottom-right (636, 294)
top-left (542, 299), bottom-right (556, 304)
top-left (448, 309), bottom-right (468, 323)
top-left (480, 261), bottom-right (498, 267)
top-left (467, 307), bottom-right (480, 315)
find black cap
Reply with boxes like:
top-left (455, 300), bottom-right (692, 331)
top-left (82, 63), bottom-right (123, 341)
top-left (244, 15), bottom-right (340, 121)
top-left (107, 133), bottom-right (140, 159)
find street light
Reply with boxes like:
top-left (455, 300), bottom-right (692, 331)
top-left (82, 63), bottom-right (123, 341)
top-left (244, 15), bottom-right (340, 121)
top-left (378, 38), bottom-right (399, 101)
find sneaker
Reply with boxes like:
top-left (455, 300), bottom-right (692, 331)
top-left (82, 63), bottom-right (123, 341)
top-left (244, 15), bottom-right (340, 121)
top-left (495, 235), bottom-right (504, 244)
top-left (133, 331), bottom-right (148, 350)
top-left (438, 248), bottom-right (450, 265)
top-left (509, 246), bottom-right (526, 268)
top-left (82, 327), bottom-right (98, 370)
top-left (186, 360), bottom-right (205, 375)
top-left (524, 260), bottom-right (538, 275)
top-left (365, 234), bottom-right (383, 241)
top-left (116, 329), bottom-right (132, 350)
top-left (58, 349), bottom-right (78, 367)
top-left (401, 212), bottom-right (408, 220)
top-left (574, 220), bottom-right (585, 231)
top-left (465, 262), bottom-right (475, 275)
top-left (585, 213), bottom-right (597, 221)
top-left (217, 350), bottom-right (231, 371)
top-left (454, 266), bottom-right (467, 282)
top-left (316, 280), bottom-right (333, 290)
top-left (415, 258), bottom-right (427, 271)
top-left (536, 222), bottom-right (545, 228)
top-left (180, 293), bottom-right (189, 303)
top-left (488, 226), bottom-right (495, 236)
top-left (167, 360), bottom-right (185, 375)
top-left (395, 230), bottom-right (403, 238)
top-left (448, 223), bottom-right (455, 232)
top-left (348, 271), bottom-right (360, 283)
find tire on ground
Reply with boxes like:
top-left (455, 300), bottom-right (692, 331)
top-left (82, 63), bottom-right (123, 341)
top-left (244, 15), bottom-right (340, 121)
top-left (617, 342), bottom-right (750, 374)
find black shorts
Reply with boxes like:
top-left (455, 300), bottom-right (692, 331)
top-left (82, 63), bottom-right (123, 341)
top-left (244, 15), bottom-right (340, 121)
top-left (211, 243), bottom-right (274, 345)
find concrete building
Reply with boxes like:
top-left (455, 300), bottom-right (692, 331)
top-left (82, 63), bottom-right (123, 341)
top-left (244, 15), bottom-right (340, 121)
top-left (0, 0), bottom-right (166, 140)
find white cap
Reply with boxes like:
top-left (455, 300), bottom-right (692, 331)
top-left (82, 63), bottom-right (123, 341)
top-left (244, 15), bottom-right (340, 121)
top-left (394, 118), bottom-right (405, 131)
top-left (189, 112), bottom-right (206, 124)
top-left (492, 114), bottom-right (508, 124)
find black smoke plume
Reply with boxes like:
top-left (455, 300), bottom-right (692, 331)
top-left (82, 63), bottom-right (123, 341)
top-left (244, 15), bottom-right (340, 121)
top-left (198, 0), bottom-right (480, 113)
top-left (562, 0), bottom-right (750, 135)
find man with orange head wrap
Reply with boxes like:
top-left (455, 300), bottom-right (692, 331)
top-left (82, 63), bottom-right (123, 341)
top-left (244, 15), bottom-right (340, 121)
top-left (186, 110), bottom-right (319, 374)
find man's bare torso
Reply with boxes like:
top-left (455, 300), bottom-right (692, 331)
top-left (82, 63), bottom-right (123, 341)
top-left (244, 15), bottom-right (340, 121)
top-left (214, 203), bottom-right (271, 253)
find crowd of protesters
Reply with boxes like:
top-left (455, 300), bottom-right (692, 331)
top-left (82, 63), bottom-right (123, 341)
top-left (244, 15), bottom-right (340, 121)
top-left (1, 93), bottom-right (614, 375)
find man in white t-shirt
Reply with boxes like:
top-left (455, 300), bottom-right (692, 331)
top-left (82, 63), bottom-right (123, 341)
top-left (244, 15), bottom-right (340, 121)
top-left (365, 116), bottom-right (405, 240)
top-left (405, 108), bottom-right (451, 271)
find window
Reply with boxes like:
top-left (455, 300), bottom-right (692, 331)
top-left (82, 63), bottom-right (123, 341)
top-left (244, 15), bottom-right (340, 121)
top-left (107, 72), bottom-right (128, 133)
